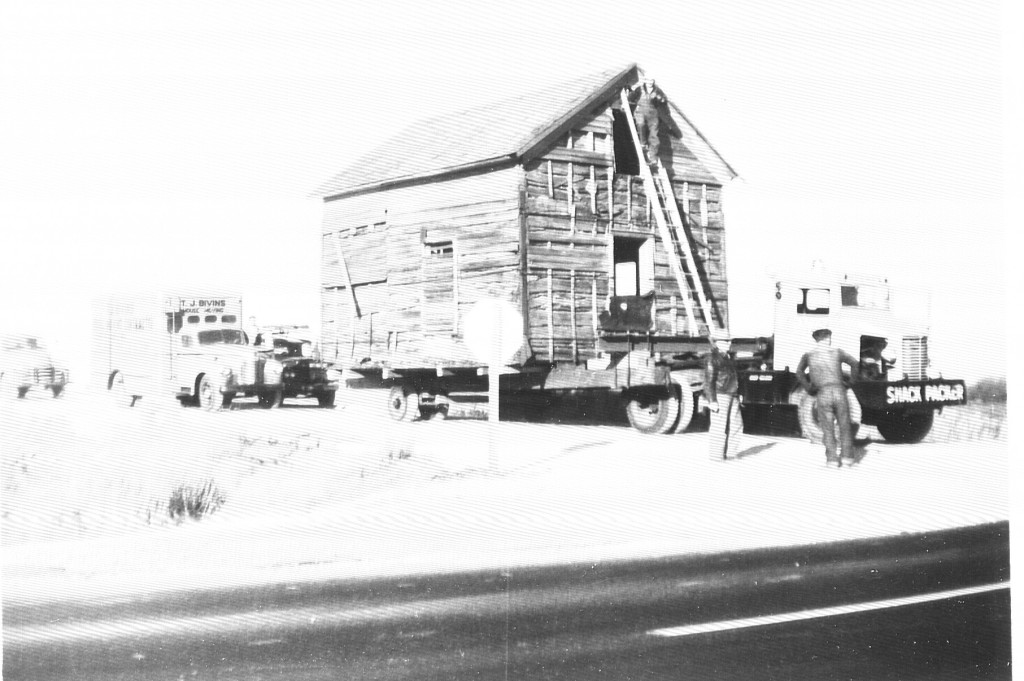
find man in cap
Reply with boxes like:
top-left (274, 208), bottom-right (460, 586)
top-left (703, 330), bottom-right (742, 461)
top-left (633, 78), bottom-right (667, 166)
top-left (796, 329), bottom-right (860, 467)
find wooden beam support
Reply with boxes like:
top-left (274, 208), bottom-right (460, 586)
top-left (570, 269), bottom-right (578, 363)
top-left (547, 269), bottom-right (554, 361)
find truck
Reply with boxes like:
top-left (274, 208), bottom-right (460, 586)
top-left (1, 333), bottom-right (70, 399)
top-left (314, 63), bottom-right (966, 442)
top-left (253, 325), bottom-right (340, 407)
top-left (94, 295), bottom-right (285, 410)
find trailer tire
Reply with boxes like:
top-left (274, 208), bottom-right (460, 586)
top-left (107, 371), bottom-right (135, 408)
top-left (624, 388), bottom-right (681, 435)
top-left (876, 411), bottom-right (933, 443)
top-left (387, 385), bottom-right (420, 421)
top-left (796, 388), bottom-right (861, 445)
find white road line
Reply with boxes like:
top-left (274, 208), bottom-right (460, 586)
top-left (648, 582), bottom-right (1010, 638)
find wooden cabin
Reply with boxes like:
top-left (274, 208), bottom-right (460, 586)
top-left (316, 64), bottom-right (737, 374)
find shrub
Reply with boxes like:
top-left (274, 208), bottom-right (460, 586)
top-left (167, 480), bottom-right (225, 522)
top-left (970, 377), bottom-right (1007, 404)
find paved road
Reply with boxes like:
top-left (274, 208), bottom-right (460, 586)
top-left (4, 522), bottom-right (1010, 680)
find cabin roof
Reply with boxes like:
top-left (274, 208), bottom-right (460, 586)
top-left (316, 63), bottom-right (737, 200)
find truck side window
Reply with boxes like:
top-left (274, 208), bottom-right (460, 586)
top-left (797, 288), bottom-right (830, 314)
top-left (187, 315), bottom-right (200, 324)
top-left (180, 335), bottom-right (192, 348)
top-left (222, 315), bottom-right (237, 324)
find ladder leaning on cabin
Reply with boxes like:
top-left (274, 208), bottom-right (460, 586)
top-left (618, 88), bottom-right (720, 337)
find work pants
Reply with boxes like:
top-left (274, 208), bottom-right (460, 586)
top-left (634, 107), bottom-right (661, 160)
top-left (709, 394), bottom-right (742, 461)
top-left (816, 384), bottom-right (854, 462)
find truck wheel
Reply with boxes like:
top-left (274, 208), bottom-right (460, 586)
top-left (876, 411), bottom-right (934, 443)
top-left (108, 371), bottom-right (135, 408)
top-left (797, 389), bottom-right (861, 445)
top-left (387, 385), bottom-right (420, 421)
top-left (17, 386), bottom-right (29, 399)
top-left (197, 375), bottom-right (229, 411)
top-left (51, 385), bottom-right (64, 398)
top-left (258, 389), bottom-right (282, 409)
top-left (669, 381), bottom-right (697, 434)
top-left (624, 388), bottom-right (681, 435)
top-left (315, 390), bottom-right (337, 408)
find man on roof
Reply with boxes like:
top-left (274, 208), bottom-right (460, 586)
top-left (633, 78), bottom-right (667, 166)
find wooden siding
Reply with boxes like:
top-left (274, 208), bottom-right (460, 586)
top-left (321, 169), bottom-right (523, 368)
top-left (520, 99), bottom-right (729, 362)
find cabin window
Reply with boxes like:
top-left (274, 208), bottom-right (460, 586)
top-left (797, 288), bottom-right (830, 315)
top-left (841, 284), bottom-right (889, 310)
top-left (613, 236), bottom-right (654, 296)
top-left (612, 109), bottom-right (641, 176)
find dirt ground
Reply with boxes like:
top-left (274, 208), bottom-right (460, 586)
top-left (0, 385), bottom-right (1008, 548)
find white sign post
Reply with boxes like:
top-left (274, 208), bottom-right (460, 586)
top-left (463, 298), bottom-right (524, 470)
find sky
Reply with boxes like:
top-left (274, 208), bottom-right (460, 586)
top-left (1, 0), bottom-right (1017, 383)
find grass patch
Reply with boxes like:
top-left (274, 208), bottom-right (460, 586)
top-left (166, 480), bottom-right (225, 522)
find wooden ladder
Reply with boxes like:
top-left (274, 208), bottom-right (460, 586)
top-left (619, 87), bottom-right (720, 337)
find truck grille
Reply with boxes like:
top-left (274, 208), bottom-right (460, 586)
top-left (901, 336), bottom-right (928, 380)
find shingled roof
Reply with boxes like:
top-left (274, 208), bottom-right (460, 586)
top-left (315, 63), bottom-right (736, 200)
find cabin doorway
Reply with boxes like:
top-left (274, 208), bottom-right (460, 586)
top-left (612, 109), bottom-right (641, 175)
top-left (422, 240), bottom-right (458, 335)
top-left (612, 235), bottom-right (654, 297)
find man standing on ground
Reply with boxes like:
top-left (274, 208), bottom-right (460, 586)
top-left (796, 328), bottom-right (860, 467)
top-left (704, 332), bottom-right (742, 461)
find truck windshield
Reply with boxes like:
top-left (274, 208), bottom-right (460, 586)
top-left (197, 329), bottom-right (246, 345)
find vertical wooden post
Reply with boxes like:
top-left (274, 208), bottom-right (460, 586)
top-left (547, 160), bottom-right (553, 198)
top-left (452, 240), bottom-right (460, 336)
top-left (627, 178), bottom-right (633, 229)
top-left (570, 205), bottom-right (576, 235)
top-left (570, 269), bottom-right (578, 363)
top-left (591, 273), bottom-right (598, 350)
top-left (700, 184), bottom-right (709, 260)
top-left (589, 165), bottom-right (597, 214)
top-left (682, 182), bottom-right (690, 217)
top-left (568, 162), bottom-right (574, 208)
top-left (606, 167), bottom-right (614, 228)
top-left (546, 269), bottom-right (554, 361)
top-left (670, 295), bottom-right (678, 335)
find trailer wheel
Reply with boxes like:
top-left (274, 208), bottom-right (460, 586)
top-left (876, 411), bottom-right (934, 443)
top-left (387, 385), bottom-right (420, 421)
top-left (107, 371), bottom-right (135, 408)
top-left (796, 388), bottom-right (861, 445)
top-left (257, 389), bottom-right (282, 409)
top-left (51, 385), bottom-right (65, 398)
top-left (624, 388), bottom-right (681, 435)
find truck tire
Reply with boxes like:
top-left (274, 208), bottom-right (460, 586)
top-left (108, 371), bottom-right (135, 408)
top-left (796, 388), bottom-right (861, 445)
top-left (314, 390), bottom-right (337, 408)
top-left (387, 385), bottom-right (420, 421)
top-left (669, 380), bottom-right (697, 434)
top-left (258, 389), bottom-right (283, 409)
top-left (197, 375), bottom-right (230, 411)
top-left (624, 388), bottom-right (681, 435)
top-left (876, 411), bottom-right (934, 443)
